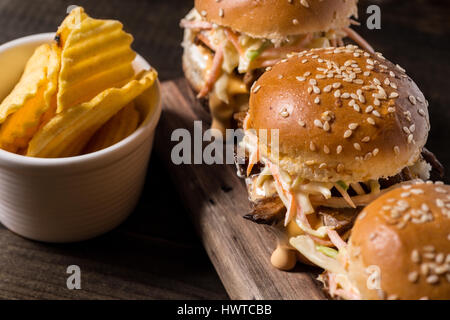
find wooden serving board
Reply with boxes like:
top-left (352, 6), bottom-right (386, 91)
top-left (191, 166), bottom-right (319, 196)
top-left (154, 78), bottom-right (326, 300)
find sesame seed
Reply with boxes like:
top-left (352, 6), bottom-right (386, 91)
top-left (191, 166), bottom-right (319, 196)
top-left (373, 148), bottom-right (379, 156)
top-left (280, 108), bottom-right (289, 118)
top-left (373, 78), bottom-right (381, 85)
top-left (354, 143), bottom-right (361, 151)
top-left (323, 85), bottom-right (332, 93)
top-left (201, 10), bottom-right (207, 16)
top-left (301, 59), bottom-right (308, 64)
top-left (313, 86), bottom-right (320, 94)
top-left (348, 123), bottom-right (359, 130)
top-left (365, 105), bottom-right (374, 113)
top-left (408, 271), bottom-right (419, 283)
top-left (367, 117), bottom-right (376, 125)
top-left (296, 76), bottom-right (305, 82)
top-left (408, 134), bottom-right (414, 143)
top-left (314, 97), bottom-right (320, 104)
top-left (323, 121), bottom-right (330, 131)
top-left (426, 275), bottom-right (439, 284)
top-left (253, 85), bottom-right (261, 93)
top-left (388, 107), bottom-right (396, 113)
top-left (372, 110), bottom-right (381, 118)
top-left (411, 250), bottom-right (421, 263)
top-left (336, 145), bottom-right (343, 154)
top-left (410, 124), bottom-right (416, 133)
top-left (409, 95), bottom-right (417, 105)
top-left (332, 82), bottom-right (341, 89)
top-left (344, 130), bottom-right (353, 138)
top-left (418, 109), bottom-right (426, 116)
top-left (323, 145), bottom-right (330, 154)
top-left (362, 136), bottom-right (370, 143)
top-left (309, 79), bottom-right (317, 85)
top-left (305, 160), bottom-right (315, 165)
top-left (401, 192), bottom-right (411, 198)
top-left (292, 18), bottom-right (299, 25)
top-left (319, 163), bottom-right (327, 169)
top-left (389, 92), bottom-right (399, 98)
top-left (310, 141), bottom-right (316, 151)
top-left (219, 8), bottom-right (224, 17)
top-left (334, 90), bottom-right (341, 98)
top-left (396, 64), bottom-right (406, 72)
top-left (298, 120), bottom-right (306, 127)
top-left (314, 119), bottom-right (323, 128)
top-left (394, 146), bottom-right (400, 155)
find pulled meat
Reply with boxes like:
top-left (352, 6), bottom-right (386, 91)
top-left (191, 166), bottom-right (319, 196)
top-left (243, 195), bottom-right (285, 224)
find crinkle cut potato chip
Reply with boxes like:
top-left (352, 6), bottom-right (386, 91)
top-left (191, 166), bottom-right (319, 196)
top-left (56, 7), bottom-right (136, 113)
top-left (27, 70), bottom-right (157, 158)
top-left (83, 101), bottom-right (140, 154)
top-left (0, 44), bottom-right (60, 153)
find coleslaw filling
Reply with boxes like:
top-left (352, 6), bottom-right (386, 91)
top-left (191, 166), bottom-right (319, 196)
top-left (181, 9), bottom-right (370, 103)
top-left (241, 131), bottom-right (427, 281)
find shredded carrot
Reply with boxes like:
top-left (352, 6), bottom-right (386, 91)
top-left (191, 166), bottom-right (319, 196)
top-left (246, 144), bottom-right (259, 177)
top-left (224, 28), bottom-right (244, 55)
top-left (342, 27), bottom-right (374, 53)
top-left (284, 192), bottom-right (297, 226)
top-left (196, 32), bottom-right (217, 51)
top-left (327, 229), bottom-right (347, 251)
top-left (309, 235), bottom-right (334, 247)
top-left (334, 183), bottom-right (356, 208)
top-left (267, 162), bottom-right (311, 227)
top-left (197, 44), bottom-right (224, 98)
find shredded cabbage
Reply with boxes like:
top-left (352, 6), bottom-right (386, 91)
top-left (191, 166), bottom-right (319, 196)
top-left (289, 236), bottom-right (344, 274)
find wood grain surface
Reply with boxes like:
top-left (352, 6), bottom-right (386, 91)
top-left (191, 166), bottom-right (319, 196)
top-left (155, 79), bottom-right (327, 300)
top-left (0, 0), bottom-right (448, 300)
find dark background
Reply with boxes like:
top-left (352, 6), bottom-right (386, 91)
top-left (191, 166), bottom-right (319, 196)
top-left (0, 0), bottom-right (448, 299)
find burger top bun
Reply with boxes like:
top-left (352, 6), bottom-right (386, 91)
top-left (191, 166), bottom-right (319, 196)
top-left (346, 182), bottom-right (450, 300)
top-left (246, 46), bottom-right (430, 183)
top-left (194, 0), bottom-right (358, 39)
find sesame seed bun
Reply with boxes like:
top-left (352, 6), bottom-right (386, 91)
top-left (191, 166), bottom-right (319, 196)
top-left (194, 0), bottom-right (358, 39)
top-left (246, 46), bottom-right (430, 183)
top-left (346, 182), bottom-right (450, 300)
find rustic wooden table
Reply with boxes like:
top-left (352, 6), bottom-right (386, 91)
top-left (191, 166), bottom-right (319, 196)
top-left (0, 0), bottom-right (448, 299)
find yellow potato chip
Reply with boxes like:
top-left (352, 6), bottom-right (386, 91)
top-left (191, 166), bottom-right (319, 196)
top-left (83, 101), bottom-right (140, 154)
top-left (0, 44), bottom-right (50, 123)
top-left (56, 7), bottom-right (136, 112)
top-left (0, 44), bottom-right (61, 153)
top-left (27, 69), bottom-right (157, 158)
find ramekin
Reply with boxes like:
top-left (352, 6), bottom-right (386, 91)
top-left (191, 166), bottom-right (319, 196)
top-left (0, 33), bottom-right (161, 242)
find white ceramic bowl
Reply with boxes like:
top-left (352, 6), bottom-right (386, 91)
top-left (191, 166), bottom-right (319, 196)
top-left (0, 33), bottom-right (161, 242)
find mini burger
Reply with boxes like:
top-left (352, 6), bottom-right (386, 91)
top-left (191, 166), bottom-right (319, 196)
top-left (237, 45), bottom-right (443, 271)
top-left (180, 0), bottom-right (373, 134)
top-left (316, 182), bottom-right (450, 300)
